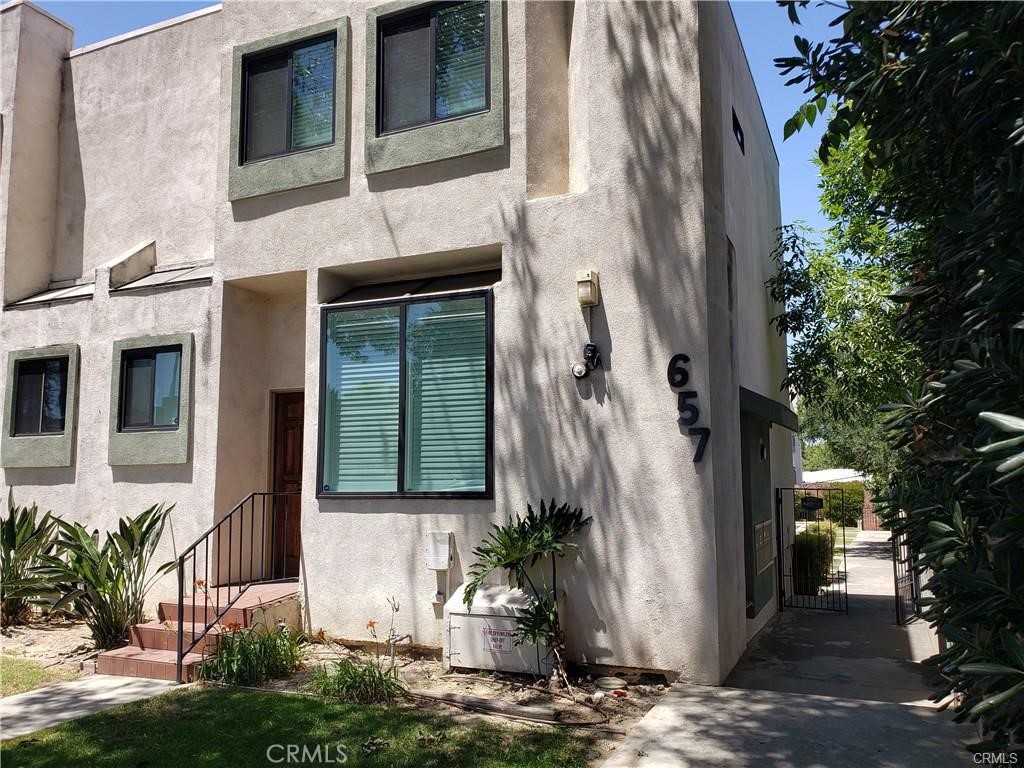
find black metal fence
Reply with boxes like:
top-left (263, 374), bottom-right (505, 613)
top-left (175, 491), bottom-right (300, 682)
top-left (892, 511), bottom-right (922, 624)
top-left (775, 487), bottom-right (850, 613)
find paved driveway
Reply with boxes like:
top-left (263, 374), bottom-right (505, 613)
top-left (602, 530), bottom-right (977, 767)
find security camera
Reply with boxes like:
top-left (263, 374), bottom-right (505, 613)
top-left (572, 343), bottom-right (602, 379)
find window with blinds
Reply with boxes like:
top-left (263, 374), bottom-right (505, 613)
top-left (320, 293), bottom-right (490, 496)
top-left (378, 1), bottom-right (488, 134)
top-left (243, 35), bottom-right (336, 162)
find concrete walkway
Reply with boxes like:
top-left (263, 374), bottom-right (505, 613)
top-left (725, 530), bottom-right (940, 705)
top-left (603, 530), bottom-right (975, 767)
top-left (0, 674), bottom-right (175, 740)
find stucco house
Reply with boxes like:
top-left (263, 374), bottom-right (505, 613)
top-left (0, 0), bottom-right (797, 684)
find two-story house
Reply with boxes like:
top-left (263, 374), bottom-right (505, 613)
top-left (0, 0), bottom-right (796, 684)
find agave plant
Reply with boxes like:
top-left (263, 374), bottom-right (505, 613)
top-left (36, 503), bottom-right (177, 648)
top-left (464, 499), bottom-right (591, 690)
top-left (0, 492), bottom-right (58, 626)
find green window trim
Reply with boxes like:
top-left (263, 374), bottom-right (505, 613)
top-left (229, 17), bottom-right (350, 201)
top-left (317, 290), bottom-right (493, 499)
top-left (1, 344), bottom-right (80, 469)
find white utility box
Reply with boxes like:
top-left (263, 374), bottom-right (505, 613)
top-left (444, 584), bottom-right (553, 676)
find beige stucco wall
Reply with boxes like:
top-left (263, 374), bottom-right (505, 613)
top-left (0, 2), bottom-right (73, 304)
top-left (0, 274), bottom-right (222, 610)
top-left (52, 7), bottom-right (222, 282)
top-left (0, 0), bottom-right (788, 682)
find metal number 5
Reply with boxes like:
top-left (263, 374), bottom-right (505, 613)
top-left (676, 391), bottom-right (699, 426)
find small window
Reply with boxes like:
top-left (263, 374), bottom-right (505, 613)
top-left (119, 347), bottom-right (182, 431)
top-left (12, 358), bottom-right (68, 436)
top-left (320, 293), bottom-right (490, 496)
top-left (732, 109), bottom-right (745, 155)
top-left (242, 35), bottom-right (336, 163)
top-left (378, 1), bottom-right (489, 135)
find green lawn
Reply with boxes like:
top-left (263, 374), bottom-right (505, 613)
top-left (0, 655), bottom-right (78, 698)
top-left (0, 686), bottom-right (597, 768)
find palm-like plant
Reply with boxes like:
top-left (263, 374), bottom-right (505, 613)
top-left (36, 503), bottom-right (177, 648)
top-left (0, 492), bottom-right (57, 626)
top-left (464, 500), bottom-right (591, 690)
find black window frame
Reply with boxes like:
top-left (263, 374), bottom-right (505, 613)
top-left (118, 345), bottom-right (183, 433)
top-left (316, 288), bottom-right (494, 500)
top-left (376, 1), bottom-right (491, 137)
top-left (240, 32), bottom-right (338, 165)
top-left (11, 356), bottom-right (69, 437)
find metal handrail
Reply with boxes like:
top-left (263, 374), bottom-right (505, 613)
top-left (174, 491), bottom-right (300, 682)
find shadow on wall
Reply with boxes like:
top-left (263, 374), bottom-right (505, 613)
top-left (487, 2), bottom-right (705, 670)
top-left (3, 466), bottom-right (78, 488)
top-left (230, 178), bottom-right (350, 223)
top-left (55, 60), bottom-right (85, 281)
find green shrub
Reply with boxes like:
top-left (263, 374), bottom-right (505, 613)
top-left (0, 493), bottom-right (57, 626)
top-left (793, 521), bottom-right (837, 595)
top-left (200, 624), bottom-right (304, 686)
top-left (307, 656), bottom-right (406, 705)
top-left (36, 504), bottom-right (175, 648)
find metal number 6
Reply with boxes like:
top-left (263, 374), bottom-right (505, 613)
top-left (667, 354), bottom-right (690, 388)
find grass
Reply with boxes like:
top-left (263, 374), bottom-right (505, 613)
top-left (0, 655), bottom-right (78, 697)
top-left (0, 685), bottom-right (597, 768)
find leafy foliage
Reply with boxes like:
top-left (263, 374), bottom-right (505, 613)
top-left (36, 504), bottom-right (176, 648)
top-left (464, 500), bottom-right (591, 687)
top-left (307, 657), bottom-right (406, 705)
top-left (776, 0), bottom-right (1024, 743)
top-left (0, 493), bottom-right (57, 626)
top-left (307, 596), bottom-right (407, 705)
top-left (792, 521), bottom-right (837, 595)
top-left (200, 623), bottom-right (304, 687)
top-left (798, 399), bottom-right (898, 488)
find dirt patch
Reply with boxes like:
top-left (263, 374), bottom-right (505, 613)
top-left (259, 641), bottom-right (666, 764)
top-left (0, 618), bottom-right (96, 676)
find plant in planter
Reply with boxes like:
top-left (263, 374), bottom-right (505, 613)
top-left (36, 503), bottom-right (176, 648)
top-left (0, 492), bottom-right (57, 626)
top-left (464, 499), bottom-right (591, 691)
top-left (792, 521), bottom-right (837, 595)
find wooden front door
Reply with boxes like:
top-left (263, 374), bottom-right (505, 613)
top-left (272, 392), bottom-right (303, 579)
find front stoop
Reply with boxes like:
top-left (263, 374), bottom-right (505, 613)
top-left (96, 582), bottom-right (299, 682)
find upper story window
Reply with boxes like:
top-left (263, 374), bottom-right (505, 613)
top-left (12, 357), bottom-right (68, 436)
top-left (243, 35), bottom-right (337, 163)
top-left (378, 1), bottom-right (489, 135)
top-left (119, 346), bottom-right (182, 431)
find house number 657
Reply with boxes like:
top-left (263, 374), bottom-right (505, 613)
top-left (667, 354), bottom-right (710, 463)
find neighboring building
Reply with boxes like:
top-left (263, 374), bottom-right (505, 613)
top-left (799, 469), bottom-right (881, 530)
top-left (0, 0), bottom-right (795, 684)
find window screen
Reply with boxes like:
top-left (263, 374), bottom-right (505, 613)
top-left (379, 1), bottom-right (488, 134)
top-left (244, 35), bottom-right (336, 162)
top-left (120, 347), bottom-right (182, 430)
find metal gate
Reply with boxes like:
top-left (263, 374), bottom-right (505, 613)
top-left (775, 487), bottom-right (850, 612)
top-left (892, 512), bottom-right (921, 624)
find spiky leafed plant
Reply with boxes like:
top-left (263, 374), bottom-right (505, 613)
top-left (35, 503), bottom-right (177, 648)
top-left (0, 492), bottom-right (57, 626)
top-left (464, 500), bottom-right (591, 690)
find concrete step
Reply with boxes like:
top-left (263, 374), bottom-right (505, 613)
top-left (96, 646), bottom-right (204, 682)
top-left (129, 620), bottom-right (222, 653)
top-left (157, 600), bottom-right (247, 628)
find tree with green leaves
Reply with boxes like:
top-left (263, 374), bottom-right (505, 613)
top-left (775, 0), bottom-right (1024, 745)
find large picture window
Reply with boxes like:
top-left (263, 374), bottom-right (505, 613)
top-left (12, 357), bottom-right (68, 436)
top-left (378, 1), bottom-right (489, 134)
top-left (320, 293), bottom-right (491, 497)
top-left (242, 35), bottom-right (336, 162)
top-left (119, 346), bottom-right (182, 431)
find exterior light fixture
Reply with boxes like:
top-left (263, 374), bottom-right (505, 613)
top-left (576, 269), bottom-right (600, 307)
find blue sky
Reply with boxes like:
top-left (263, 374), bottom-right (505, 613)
top-left (38, 0), bottom-right (839, 236)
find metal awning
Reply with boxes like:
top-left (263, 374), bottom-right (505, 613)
top-left (740, 386), bottom-right (799, 432)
